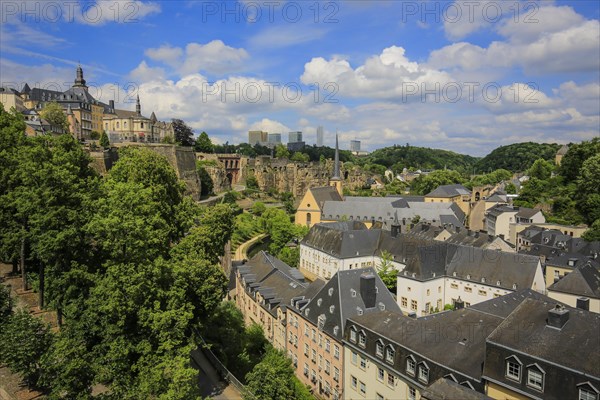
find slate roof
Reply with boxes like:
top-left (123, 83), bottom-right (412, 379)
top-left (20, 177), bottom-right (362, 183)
top-left (309, 186), bottom-right (343, 206)
top-left (237, 251), bottom-right (308, 316)
top-left (445, 245), bottom-right (540, 291)
top-left (548, 263), bottom-right (600, 299)
top-left (422, 378), bottom-right (492, 400)
top-left (301, 222), bottom-right (381, 258)
top-left (485, 298), bottom-right (600, 377)
top-left (486, 204), bottom-right (517, 218)
top-left (425, 184), bottom-right (470, 198)
top-left (515, 207), bottom-right (542, 219)
top-left (347, 290), bottom-right (563, 382)
top-left (321, 200), bottom-right (465, 228)
top-left (296, 268), bottom-right (400, 341)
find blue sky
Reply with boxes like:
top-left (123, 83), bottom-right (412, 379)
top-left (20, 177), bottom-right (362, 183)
top-left (1, 0), bottom-right (599, 155)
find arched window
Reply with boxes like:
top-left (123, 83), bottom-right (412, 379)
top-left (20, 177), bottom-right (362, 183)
top-left (116, 122), bottom-right (120, 129)
top-left (386, 345), bottom-right (395, 364)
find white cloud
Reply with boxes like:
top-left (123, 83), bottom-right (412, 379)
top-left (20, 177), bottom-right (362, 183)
top-left (249, 118), bottom-right (291, 134)
top-left (301, 46), bottom-right (453, 101)
top-left (129, 61), bottom-right (166, 82)
top-left (74, 1), bottom-right (160, 25)
top-left (248, 25), bottom-right (327, 49)
top-left (482, 83), bottom-right (560, 114)
top-left (144, 40), bottom-right (249, 76)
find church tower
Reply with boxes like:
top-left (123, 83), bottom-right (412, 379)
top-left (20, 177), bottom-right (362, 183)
top-left (136, 95), bottom-right (141, 115)
top-left (73, 65), bottom-right (88, 90)
top-left (330, 134), bottom-right (343, 196)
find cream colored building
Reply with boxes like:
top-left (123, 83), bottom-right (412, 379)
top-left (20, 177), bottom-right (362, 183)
top-left (103, 97), bottom-right (173, 143)
top-left (424, 184), bottom-right (472, 216)
top-left (547, 263), bottom-right (600, 313)
top-left (0, 87), bottom-right (25, 112)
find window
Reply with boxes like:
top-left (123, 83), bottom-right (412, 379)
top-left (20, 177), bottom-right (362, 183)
top-left (350, 327), bottom-right (357, 342)
top-left (478, 289), bottom-right (487, 296)
top-left (360, 355), bottom-right (367, 369)
top-left (579, 386), bottom-right (599, 400)
top-left (311, 349), bottom-right (316, 363)
top-left (506, 357), bottom-right (522, 381)
top-left (325, 360), bottom-right (330, 374)
top-left (411, 300), bottom-right (418, 311)
top-left (438, 286), bottom-right (442, 293)
top-left (352, 351), bottom-right (357, 365)
top-left (426, 289), bottom-right (430, 296)
top-left (386, 346), bottom-right (395, 364)
top-left (407, 287), bottom-right (411, 292)
top-left (451, 283), bottom-right (458, 289)
top-left (304, 343), bottom-right (309, 356)
top-left (325, 339), bottom-right (330, 353)
top-left (351, 375), bottom-right (357, 389)
top-left (334, 367), bottom-right (339, 382)
top-left (376, 341), bottom-right (384, 358)
top-left (305, 323), bottom-right (309, 337)
top-left (418, 365), bottom-right (429, 383)
top-left (401, 297), bottom-right (408, 307)
top-left (406, 356), bottom-right (416, 375)
top-left (527, 368), bottom-right (544, 391)
top-left (359, 331), bottom-right (366, 347)
top-left (408, 387), bottom-right (416, 400)
top-left (377, 367), bottom-right (384, 381)
top-left (376, 393), bottom-right (384, 400)
top-left (464, 286), bottom-right (472, 293)
top-left (334, 345), bottom-right (340, 359)
top-left (359, 381), bottom-right (366, 395)
top-left (388, 373), bottom-right (395, 386)
top-left (303, 363), bottom-right (309, 377)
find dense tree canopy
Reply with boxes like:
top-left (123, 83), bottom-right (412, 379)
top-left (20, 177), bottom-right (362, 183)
top-left (194, 131), bottom-right (214, 153)
top-left (39, 102), bottom-right (69, 133)
top-left (172, 118), bottom-right (195, 147)
top-left (410, 169), bottom-right (465, 195)
top-left (475, 142), bottom-right (561, 172)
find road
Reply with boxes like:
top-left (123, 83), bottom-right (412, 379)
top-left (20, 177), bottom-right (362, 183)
top-left (191, 349), bottom-right (243, 400)
top-left (233, 233), bottom-right (268, 261)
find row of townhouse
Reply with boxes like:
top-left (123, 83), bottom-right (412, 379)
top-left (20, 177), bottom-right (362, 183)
top-left (343, 290), bottom-right (600, 400)
top-left (234, 251), bottom-right (600, 399)
top-left (300, 221), bottom-right (546, 317)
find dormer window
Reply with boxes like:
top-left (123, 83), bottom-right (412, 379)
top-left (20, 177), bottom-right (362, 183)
top-left (406, 355), bottom-right (416, 375)
top-left (376, 340), bottom-right (384, 358)
top-left (526, 364), bottom-right (545, 392)
top-left (350, 326), bottom-right (357, 343)
top-left (466, 274), bottom-right (471, 280)
top-left (453, 272), bottom-right (457, 277)
top-left (505, 355), bottom-right (522, 382)
top-left (358, 331), bottom-right (366, 347)
top-left (497, 280), bottom-right (501, 286)
top-left (578, 383), bottom-right (599, 400)
top-left (512, 283), bottom-right (517, 290)
top-left (351, 289), bottom-right (357, 297)
top-left (328, 288), bottom-right (334, 296)
top-left (317, 298), bottom-right (322, 306)
top-left (386, 346), bottom-right (395, 364)
top-left (329, 305), bottom-right (335, 314)
top-left (418, 363), bottom-right (429, 383)
top-left (481, 277), bottom-right (486, 283)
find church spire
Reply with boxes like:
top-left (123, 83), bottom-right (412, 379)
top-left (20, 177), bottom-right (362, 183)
top-left (330, 133), bottom-right (343, 197)
top-left (136, 95), bottom-right (141, 115)
top-left (332, 134), bottom-right (340, 179)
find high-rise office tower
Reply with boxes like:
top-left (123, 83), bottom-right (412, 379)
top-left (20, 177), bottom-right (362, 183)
top-left (316, 126), bottom-right (324, 147)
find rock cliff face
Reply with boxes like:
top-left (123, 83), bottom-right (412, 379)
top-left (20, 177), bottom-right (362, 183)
top-left (204, 165), bottom-right (231, 193)
top-left (242, 156), bottom-right (370, 198)
top-left (89, 144), bottom-right (201, 200)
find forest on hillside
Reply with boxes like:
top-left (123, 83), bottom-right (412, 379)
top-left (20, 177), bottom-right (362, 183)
top-left (475, 142), bottom-right (562, 172)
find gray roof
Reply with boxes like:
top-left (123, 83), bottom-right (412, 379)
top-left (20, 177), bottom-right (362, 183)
top-left (515, 207), bottom-right (542, 219)
top-left (486, 204), bottom-right (517, 218)
top-left (296, 268), bottom-right (400, 341)
top-left (347, 290), bottom-right (563, 382)
top-left (321, 199), bottom-right (465, 228)
top-left (548, 263), bottom-right (600, 299)
top-left (485, 298), bottom-right (600, 377)
top-left (237, 251), bottom-right (308, 316)
top-left (445, 245), bottom-right (540, 291)
top-left (309, 186), bottom-right (343, 206)
top-left (301, 222), bottom-right (381, 259)
top-left (422, 378), bottom-right (492, 400)
top-left (425, 184), bottom-right (470, 198)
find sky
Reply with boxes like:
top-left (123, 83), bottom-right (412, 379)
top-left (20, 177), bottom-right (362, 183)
top-left (1, 0), bottom-right (599, 156)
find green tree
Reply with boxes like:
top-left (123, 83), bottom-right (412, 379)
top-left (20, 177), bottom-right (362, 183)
top-left (161, 135), bottom-right (176, 144)
top-left (0, 310), bottom-right (53, 387)
top-left (245, 348), bottom-right (308, 400)
top-left (0, 285), bottom-right (12, 322)
top-left (277, 246), bottom-right (300, 268)
top-left (275, 144), bottom-right (290, 159)
top-left (246, 175), bottom-right (259, 190)
top-left (99, 130), bottom-right (110, 148)
top-left (505, 182), bottom-right (517, 194)
top-left (582, 220), bottom-right (600, 241)
top-left (410, 169), bottom-right (465, 195)
top-left (291, 152), bottom-right (309, 162)
top-left (560, 138), bottom-right (600, 181)
top-left (377, 250), bottom-right (397, 292)
top-left (172, 119), bottom-right (195, 146)
top-left (194, 131), bottom-right (214, 153)
top-left (40, 102), bottom-right (69, 133)
top-left (527, 158), bottom-right (554, 180)
top-left (252, 202), bottom-right (267, 216)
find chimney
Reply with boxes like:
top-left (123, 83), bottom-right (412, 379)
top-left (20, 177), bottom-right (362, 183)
top-left (391, 224), bottom-right (401, 238)
top-left (360, 273), bottom-right (377, 309)
top-left (109, 100), bottom-right (114, 109)
top-left (576, 297), bottom-right (590, 311)
top-left (455, 226), bottom-right (460, 234)
top-left (454, 297), bottom-right (464, 310)
top-left (547, 304), bottom-right (569, 329)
